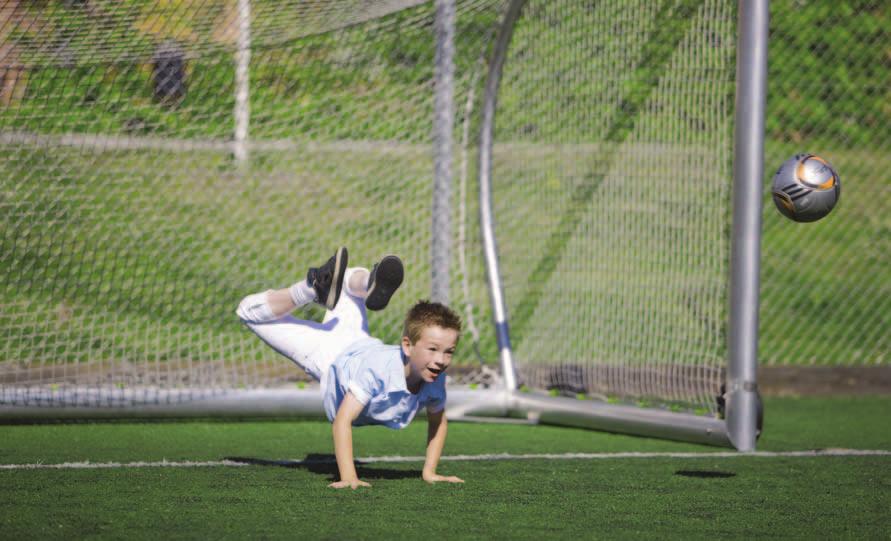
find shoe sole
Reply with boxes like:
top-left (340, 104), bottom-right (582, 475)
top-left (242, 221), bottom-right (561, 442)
top-left (365, 255), bottom-right (404, 311)
top-left (325, 246), bottom-right (349, 310)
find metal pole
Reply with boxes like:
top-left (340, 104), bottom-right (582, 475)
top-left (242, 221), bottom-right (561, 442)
top-left (431, 0), bottom-right (456, 304)
top-left (233, 0), bottom-right (251, 164)
top-left (728, 0), bottom-right (768, 451)
top-left (478, 0), bottom-right (526, 391)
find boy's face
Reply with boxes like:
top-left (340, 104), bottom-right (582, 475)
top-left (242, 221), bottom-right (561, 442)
top-left (401, 325), bottom-right (458, 383)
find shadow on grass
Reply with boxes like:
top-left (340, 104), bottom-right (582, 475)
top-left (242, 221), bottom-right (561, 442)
top-left (674, 470), bottom-right (736, 479)
top-left (223, 453), bottom-right (419, 481)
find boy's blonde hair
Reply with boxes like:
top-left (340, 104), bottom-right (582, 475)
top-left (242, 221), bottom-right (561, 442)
top-left (402, 300), bottom-right (462, 344)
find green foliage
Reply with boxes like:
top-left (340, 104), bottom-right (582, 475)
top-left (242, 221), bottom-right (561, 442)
top-left (759, 145), bottom-right (891, 364)
top-left (768, 1), bottom-right (891, 147)
top-left (5, 2), bottom-right (888, 146)
top-left (1, 2), bottom-right (499, 142)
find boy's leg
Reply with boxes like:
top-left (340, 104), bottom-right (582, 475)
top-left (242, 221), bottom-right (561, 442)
top-left (320, 253), bottom-right (405, 325)
top-left (240, 247), bottom-right (348, 320)
top-left (236, 251), bottom-right (404, 384)
top-left (303, 261), bottom-right (401, 379)
top-left (236, 247), bottom-right (354, 383)
top-left (318, 254), bottom-right (403, 329)
top-left (322, 267), bottom-right (370, 330)
top-left (236, 290), bottom-right (343, 382)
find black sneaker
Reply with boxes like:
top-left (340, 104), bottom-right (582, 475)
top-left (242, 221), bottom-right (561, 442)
top-left (306, 247), bottom-right (348, 310)
top-left (365, 255), bottom-right (404, 311)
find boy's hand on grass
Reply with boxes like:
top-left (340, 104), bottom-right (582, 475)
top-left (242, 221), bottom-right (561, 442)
top-left (328, 479), bottom-right (371, 490)
top-left (422, 472), bottom-right (464, 484)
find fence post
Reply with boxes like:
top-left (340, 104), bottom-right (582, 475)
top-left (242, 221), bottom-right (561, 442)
top-left (234, 0), bottom-right (251, 164)
top-left (432, 0), bottom-right (456, 304)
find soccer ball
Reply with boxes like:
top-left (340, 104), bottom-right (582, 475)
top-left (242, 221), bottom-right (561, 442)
top-left (771, 153), bottom-right (840, 222)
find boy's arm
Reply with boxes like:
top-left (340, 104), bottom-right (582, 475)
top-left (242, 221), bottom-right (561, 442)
top-left (422, 408), bottom-right (464, 484)
top-left (330, 392), bottom-right (370, 489)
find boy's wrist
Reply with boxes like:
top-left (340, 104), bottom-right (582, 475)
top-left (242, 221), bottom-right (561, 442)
top-left (338, 465), bottom-right (360, 482)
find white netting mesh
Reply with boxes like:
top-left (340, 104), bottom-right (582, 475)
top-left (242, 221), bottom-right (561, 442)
top-left (483, 0), bottom-right (736, 412)
top-left (4, 1), bottom-right (433, 64)
top-left (2, 0), bottom-right (736, 414)
top-left (1, 0), bottom-right (505, 406)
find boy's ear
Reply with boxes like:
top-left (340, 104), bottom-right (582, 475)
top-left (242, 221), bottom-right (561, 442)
top-left (401, 335), bottom-right (412, 357)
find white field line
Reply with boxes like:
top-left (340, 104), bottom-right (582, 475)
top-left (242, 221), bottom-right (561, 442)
top-left (1, 449), bottom-right (889, 470)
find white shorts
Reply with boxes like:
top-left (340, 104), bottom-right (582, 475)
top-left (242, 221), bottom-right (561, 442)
top-left (236, 268), bottom-right (370, 388)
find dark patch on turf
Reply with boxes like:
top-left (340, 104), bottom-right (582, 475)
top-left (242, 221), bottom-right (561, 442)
top-left (224, 454), bottom-right (419, 481)
top-left (675, 470), bottom-right (736, 478)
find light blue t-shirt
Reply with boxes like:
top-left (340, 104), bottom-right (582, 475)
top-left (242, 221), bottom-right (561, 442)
top-left (323, 337), bottom-right (446, 429)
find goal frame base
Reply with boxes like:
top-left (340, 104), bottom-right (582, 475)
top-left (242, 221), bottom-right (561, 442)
top-left (0, 387), bottom-right (733, 448)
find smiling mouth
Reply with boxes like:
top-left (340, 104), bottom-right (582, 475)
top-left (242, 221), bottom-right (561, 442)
top-left (427, 367), bottom-right (442, 376)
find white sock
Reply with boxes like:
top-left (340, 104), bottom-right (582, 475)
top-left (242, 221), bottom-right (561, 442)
top-left (344, 267), bottom-right (370, 297)
top-left (289, 280), bottom-right (316, 307)
top-left (235, 292), bottom-right (277, 323)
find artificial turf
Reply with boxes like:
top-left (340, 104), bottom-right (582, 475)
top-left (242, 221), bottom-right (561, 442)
top-left (1, 395), bottom-right (889, 540)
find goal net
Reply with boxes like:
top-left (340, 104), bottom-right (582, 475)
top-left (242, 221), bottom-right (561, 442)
top-left (1, 0), bottom-right (736, 423)
top-left (488, 0), bottom-right (735, 414)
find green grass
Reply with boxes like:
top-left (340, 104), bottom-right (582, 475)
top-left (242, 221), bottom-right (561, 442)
top-left (1, 396), bottom-right (889, 540)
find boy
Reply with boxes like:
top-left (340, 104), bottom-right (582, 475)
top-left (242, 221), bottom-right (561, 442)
top-left (236, 247), bottom-right (464, 489)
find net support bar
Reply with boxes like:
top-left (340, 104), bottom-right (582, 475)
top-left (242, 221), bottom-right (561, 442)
top-left (0, 389), bottom-right (731, 447)
top-left (478, 0), bottom-right (526, 392)
top-left (509, 394), bottom-right (732, 447)
top-left (0, 389), bottom-right (504, 422)
top-left (727, 0), bottom-right (769, 452)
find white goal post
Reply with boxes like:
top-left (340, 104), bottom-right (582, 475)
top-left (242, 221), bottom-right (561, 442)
top-left (0, 0), bottom-right (765, 450)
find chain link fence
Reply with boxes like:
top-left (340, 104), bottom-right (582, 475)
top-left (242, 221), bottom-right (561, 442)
top-left (761, 1), bottom-right (889, 366)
